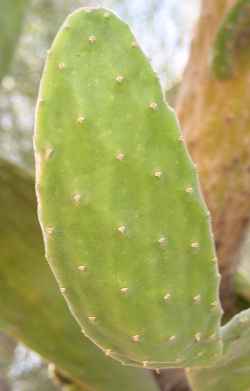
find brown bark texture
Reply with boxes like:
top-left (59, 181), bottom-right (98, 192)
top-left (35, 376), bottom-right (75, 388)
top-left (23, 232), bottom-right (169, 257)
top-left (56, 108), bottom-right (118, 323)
top-left (176, 0), bottom-right (250, 315)
top-left (159, 1), bottom-right (250, 390)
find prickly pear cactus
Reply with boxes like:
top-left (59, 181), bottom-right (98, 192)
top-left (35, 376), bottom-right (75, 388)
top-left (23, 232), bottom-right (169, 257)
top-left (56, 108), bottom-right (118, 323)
top-left (0, 0), bottom-right (29, 82)
top-left (211, 0), bottom-right (250, 79)
top-left (0, 158), bottom-right (158, 391)
top-left (234, 225), bottom-right (250, 302)
top-left (187, 309), bottom-right (250, 391)
top-left (34, 7), bottom-right (222, 368)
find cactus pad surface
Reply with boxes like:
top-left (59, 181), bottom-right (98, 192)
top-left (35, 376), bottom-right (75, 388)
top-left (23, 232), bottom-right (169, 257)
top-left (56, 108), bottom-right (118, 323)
top-left (212, 0), bottom-right (250, 79)
top-left (0, 158), bottom-right (158, 391)
top-left (188, 309), bottom-right (250, 391)
top-left (34, 7), bottom-right (222, 368)
top-left (0, 0), bottom-right (29, 82)
top-left (234, 225), bottom-right (250, 302)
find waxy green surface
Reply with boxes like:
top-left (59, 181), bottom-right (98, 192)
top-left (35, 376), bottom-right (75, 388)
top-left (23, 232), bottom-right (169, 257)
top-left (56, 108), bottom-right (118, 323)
top-left (34, 8), bottom-right (222, 368)
top-left (0, 159), bottom-right (158, 391)
top-left (234, 225), bottom-right (250, 303)
top-left (188, 309), bottom-right (250, 391)
top-left (212, 0), bottom-right (250, 79)
top-left (0, 0), bottom-right (29, 82)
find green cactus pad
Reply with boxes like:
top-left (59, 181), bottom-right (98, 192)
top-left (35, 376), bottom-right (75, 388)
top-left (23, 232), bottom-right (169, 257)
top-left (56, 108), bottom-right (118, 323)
top-left (0, 0), bottom-right (29, 82)
top-left (234, 226), bottom-right (250, 302)
top-left (0, 158), bottom-right (158, 391)
top-left (34, 7), bottom-right (222, 368)
top-left (211, 0), bottom-right (250, 79)
top-left (188, 309), bottom-right (250, 391)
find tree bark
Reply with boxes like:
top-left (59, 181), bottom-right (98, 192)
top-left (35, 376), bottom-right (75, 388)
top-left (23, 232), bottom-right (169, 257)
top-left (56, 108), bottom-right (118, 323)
top-left (160, 1), bottom-right (250, 389)
top-left (176, 0), bottom-right (250, 315)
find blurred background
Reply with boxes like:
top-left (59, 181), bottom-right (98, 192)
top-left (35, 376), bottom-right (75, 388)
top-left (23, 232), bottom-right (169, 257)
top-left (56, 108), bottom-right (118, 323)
top-left (0, 0), bottom-right (200, 389)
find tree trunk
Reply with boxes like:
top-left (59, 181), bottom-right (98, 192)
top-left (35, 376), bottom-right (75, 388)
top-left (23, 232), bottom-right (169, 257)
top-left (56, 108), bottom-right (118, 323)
top-left (176, 0), bottom-right (250, 315)
top-left (159, 1), bottom-right (250, 389)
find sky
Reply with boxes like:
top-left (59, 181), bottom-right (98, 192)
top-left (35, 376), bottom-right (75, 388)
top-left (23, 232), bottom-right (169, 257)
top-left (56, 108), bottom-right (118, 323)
top-left (63, 0), bottom-right (201, 87)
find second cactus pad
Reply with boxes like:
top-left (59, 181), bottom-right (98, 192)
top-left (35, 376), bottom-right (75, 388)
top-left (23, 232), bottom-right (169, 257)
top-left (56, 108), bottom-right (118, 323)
top-left (34, 8), bottom-right (222, 368)
top-left (188, 310), bottom-right (250, 391)
top-left (212, 0), bottom-right (250, 79)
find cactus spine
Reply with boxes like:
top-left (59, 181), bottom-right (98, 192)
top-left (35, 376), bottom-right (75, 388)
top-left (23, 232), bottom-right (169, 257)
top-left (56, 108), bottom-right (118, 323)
top-left (187, 309), bottom-right (250, 391)
top-left (34, 8), bottom-right (222, 368)
top-left (0, 158), bottom-right (159, 391)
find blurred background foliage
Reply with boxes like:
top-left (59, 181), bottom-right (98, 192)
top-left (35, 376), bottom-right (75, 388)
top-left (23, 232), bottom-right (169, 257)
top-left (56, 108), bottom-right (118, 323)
top-left (0, 0), bottom-right (199, 389)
